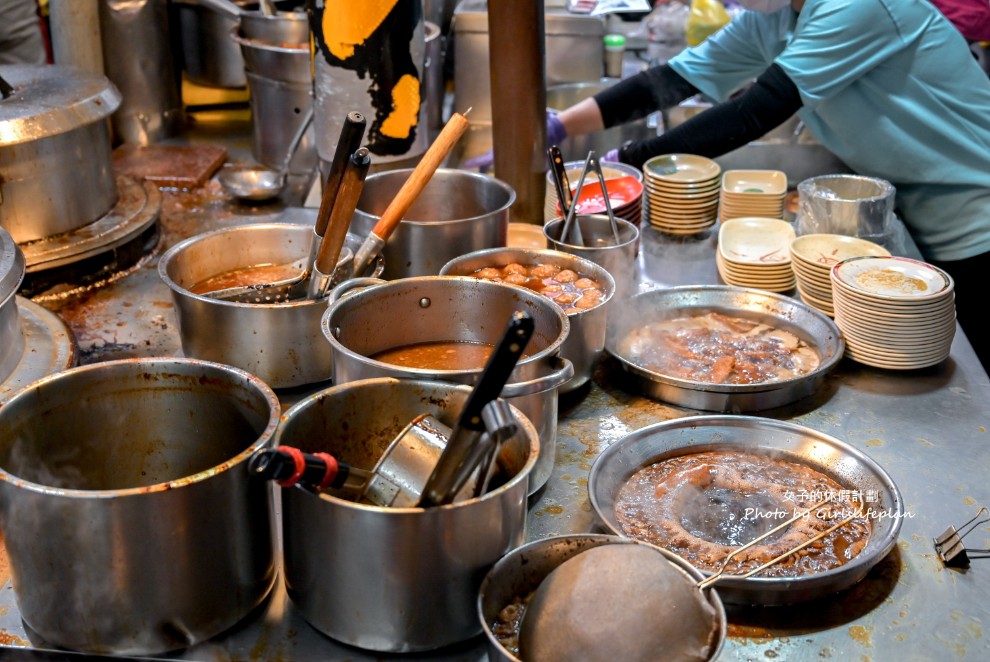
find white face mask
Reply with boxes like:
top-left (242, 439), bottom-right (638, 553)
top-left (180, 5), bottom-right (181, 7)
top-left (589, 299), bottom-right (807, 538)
top-left (734, 0), bottom-right (792, 12)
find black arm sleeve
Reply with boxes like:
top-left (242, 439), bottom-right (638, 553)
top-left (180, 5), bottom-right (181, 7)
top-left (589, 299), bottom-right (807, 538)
top-left (618, 63), bottom-right (804, 170)
top-left (593, 64), bottom-right (701, 128)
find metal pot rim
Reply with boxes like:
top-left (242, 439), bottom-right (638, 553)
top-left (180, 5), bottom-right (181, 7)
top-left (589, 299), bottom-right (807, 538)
top-left (0, 357), bottom-right (281, 497)
top-left (230, 25), bottom-right (309, 53)
top-left (322, 275), bottom-right (571, 377)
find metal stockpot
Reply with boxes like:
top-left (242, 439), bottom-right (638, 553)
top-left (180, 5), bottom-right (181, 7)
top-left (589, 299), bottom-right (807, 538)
top-left (321, 276), bottom-right (572, 494)
top-left (439, 247), bottom-right (615, 393)
top-left (158, 223), bottom-right (383, 389)
top-left (175, 0), bottom-right (250, 88)
top-left (0, 64), bottom-right (120, 243)
top-left (349, 168), bottom-right (514, 279)
top-left (0, 227), bottom-right (25, 383)
top-left (0, 358), bottom-right (281, 655)
top-left (277, 377), bottom-right (539, 652)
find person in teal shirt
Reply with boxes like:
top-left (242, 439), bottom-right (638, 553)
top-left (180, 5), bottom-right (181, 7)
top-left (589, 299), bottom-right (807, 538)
top-left (555, 0), bottom-right (990, 371)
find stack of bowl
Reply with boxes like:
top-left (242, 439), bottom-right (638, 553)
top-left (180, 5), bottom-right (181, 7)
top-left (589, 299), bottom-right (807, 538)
top-left (543, 161), bottom-right (643, 223)
top-left (718, 170), bottom-right (787, 222)
top-left (830, 255), bottom-right (956, 369)
top-left (716, 218), bottom-right (796, 292)
top-left (790, 233), bottom-right (891, 317)
top-left (556, 175), bottom-right (644, 226)
top-left (642, 154), bottom-right (721, 234)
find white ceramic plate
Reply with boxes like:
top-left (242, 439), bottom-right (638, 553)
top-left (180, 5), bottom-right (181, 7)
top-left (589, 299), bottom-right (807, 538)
top-left (832, 256), bottom-right (952, 300)
top-left (718, 218), bottom-right (796, 265)
top-left (720, 169), bottom-right (788, 195)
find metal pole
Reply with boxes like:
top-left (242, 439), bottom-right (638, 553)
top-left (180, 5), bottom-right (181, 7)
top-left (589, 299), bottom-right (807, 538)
top-left (488, 0), bottom-right (546, 224)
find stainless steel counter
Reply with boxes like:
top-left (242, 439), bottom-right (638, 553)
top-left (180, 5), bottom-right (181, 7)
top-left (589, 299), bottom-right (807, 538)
top-left (1, 119), bottom-right (989, 660)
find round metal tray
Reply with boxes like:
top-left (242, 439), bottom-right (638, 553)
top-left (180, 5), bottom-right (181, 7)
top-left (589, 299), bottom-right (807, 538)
top-left (605, 285), bottom-right (845, 412)
top-left (588, 415), bottom-right (903, 605)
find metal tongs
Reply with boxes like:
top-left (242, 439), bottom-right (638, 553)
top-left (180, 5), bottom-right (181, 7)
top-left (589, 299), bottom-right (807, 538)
top-left (560, 150), bottom-right (622, 248)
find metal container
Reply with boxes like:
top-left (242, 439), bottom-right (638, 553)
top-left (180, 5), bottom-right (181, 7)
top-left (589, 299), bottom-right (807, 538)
top-left (424, 20), bottom-right (443, 133)
top-left (350, 168), bottom-right (515, 279)
top-left (0, 64), bottom-right (120, 243)
top-left (175, 0), bottom-right (249, 88)
top-left (544, 213), bottom-right (641, 301)
top-left (243, 72), bottom-right (315, 172)
top-left (478, 533), bottom-right (727, 662)
top-left (605, 285), bottom-right (845, 412)
top-left (439, 247), bottom-right (615, 393)
top-left (158, 223), bottom-right (383, 389)
top-left (321, 276), bottom-right (573, 494)
top-left (797, 174), bottom-right (896, 243)
top-left (231, 25), bottom-right (310, 83)
top-left (277, 377), bottom-right (540, 652)
top-left (0, 227), bottom-right (25, 383)
top-left (0, 358), bottom-right (281, 655)
top-left (546, 81), bottom-right (655, 163)
top-left (588, 415), bottom-right (904, 605)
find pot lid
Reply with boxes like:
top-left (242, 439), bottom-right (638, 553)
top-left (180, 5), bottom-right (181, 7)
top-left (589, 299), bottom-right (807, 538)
top-left (0, 64), bottom-right (122, 147)
top-left (0, 227), bottom-right (25, 305)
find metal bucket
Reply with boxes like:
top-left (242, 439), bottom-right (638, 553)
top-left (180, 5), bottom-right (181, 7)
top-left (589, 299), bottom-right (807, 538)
top-left (439, 247), bottom-right (615, 393)
top-left (158, 223), bottom-right (383, 389)
top-left (0, 358), bottom-right (281, 655)
top-left (175, 0), bottom-right (248, 88)
top-left (349, 168), bottom-right (515, 279)
top-left (321, 276), bottom-right (573, 494)
top-left (797, 174), bottom-right (896, 243)
top-left (243, 71), bottom-right (315, 172)
top-left (277, 377), bottom-right (540, 652)
top-left (546, 81), bottom-right (655, 162)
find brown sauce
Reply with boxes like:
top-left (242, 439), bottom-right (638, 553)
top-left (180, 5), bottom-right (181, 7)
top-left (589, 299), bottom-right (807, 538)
top-left (190, 263), bottom-right (302, 295)
top-left (371, 340), bottom-right (497, 370)
top-left (469, 262), bottom-right (605, 314)
top-left (492, 590), bottom-right (534, 657)
top-left (614, 451), bottom-right (872, 578)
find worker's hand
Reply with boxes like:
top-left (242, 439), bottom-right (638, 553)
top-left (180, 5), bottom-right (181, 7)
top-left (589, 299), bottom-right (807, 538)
top-left (462, 111), bottom-right (567, 172)
top-left (602, 148), bottom-right (620, 163)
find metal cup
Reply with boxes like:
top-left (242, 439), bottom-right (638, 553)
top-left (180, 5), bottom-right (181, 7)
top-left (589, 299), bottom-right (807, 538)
top-left (543, 214), bottom-right (640, 300)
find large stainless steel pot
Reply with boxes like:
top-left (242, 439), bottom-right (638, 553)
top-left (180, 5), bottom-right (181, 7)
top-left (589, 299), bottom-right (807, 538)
top-left (349, 168), bottom-right (514, 279)
top-left (0, 227), bottom-right (25, 383)
top-left (588, 415), bottom-right (904, 605)
top-left (321, 276), bottom-right (572, 494)
top-left (0, 358), bottom-right (281, 655)
top-left (277, 377), bottom-right (540, 652)
top-left (158, 223), bottom-right (383, 389)
top-left (0, 64), bottom-right (120, 243)
top-left (439, 247), bottom-right (615, 393)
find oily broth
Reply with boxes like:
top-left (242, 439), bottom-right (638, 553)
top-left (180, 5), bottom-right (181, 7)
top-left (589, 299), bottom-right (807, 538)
top-left (371, 340), bottom-right (500, 370)
top-left (614, 450), bottom-right (872, 578)
top-left (190, 263), bottom-right (302, 295)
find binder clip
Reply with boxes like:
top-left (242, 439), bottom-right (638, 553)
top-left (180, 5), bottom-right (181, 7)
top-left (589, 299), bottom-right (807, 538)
top-left (933, 507), bottom-right (990, 568)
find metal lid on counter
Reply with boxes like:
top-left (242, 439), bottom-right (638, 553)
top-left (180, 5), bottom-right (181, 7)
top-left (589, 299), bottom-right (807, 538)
top-left (0, 64), bottom-right (121, 147)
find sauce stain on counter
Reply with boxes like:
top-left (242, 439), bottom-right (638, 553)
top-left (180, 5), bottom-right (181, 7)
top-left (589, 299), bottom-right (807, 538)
top-left (865, 438), bottom-right (883, 447)
top-left (848, 624), bottom-right (874, 647)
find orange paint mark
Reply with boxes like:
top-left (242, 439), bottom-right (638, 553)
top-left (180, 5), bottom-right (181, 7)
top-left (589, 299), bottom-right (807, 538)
top-left (323, 0), bottom-right (398, 60)
top-left (380, 74), bottom-right (421, 139)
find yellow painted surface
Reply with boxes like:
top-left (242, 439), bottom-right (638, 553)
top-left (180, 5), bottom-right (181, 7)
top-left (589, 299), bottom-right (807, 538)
top-left (322, 0), bottom-right (398, 60)
top-left (380, 74), bottom-right (421, 139)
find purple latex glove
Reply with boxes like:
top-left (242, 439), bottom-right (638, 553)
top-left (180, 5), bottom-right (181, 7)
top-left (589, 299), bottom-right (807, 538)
top-left (602, 148), bottom-right (621, 163)
top-left (462, 111), bottom-right (568, 172)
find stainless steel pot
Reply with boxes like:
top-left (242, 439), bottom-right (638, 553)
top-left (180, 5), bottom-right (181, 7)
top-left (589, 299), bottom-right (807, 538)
top-left (158, 223), bottom-right (383, 389)
top-left (477, 533), bottom-right (727, 662)
top-left (175, 0), bottom-right (250, 88)
top-left (349, 168), bottom-right (515, 279)
top-left (277, 377), bottom-right (540, 652)
top-left (0, 64), bottom-right (120, 243)
top-left (439, 247), bottom-right (615, 393)
top-left (0, 358), bottom-right (281, 655)
top-left (587, 415), bottom-right (904, 605)
top-left (0, 227), bottom-right (25, 383)
top-left (321, 276), bottom-right (573, 494)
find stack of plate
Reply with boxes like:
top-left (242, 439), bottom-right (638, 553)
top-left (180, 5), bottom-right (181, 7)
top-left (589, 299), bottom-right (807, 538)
top-left (789, 233), bottom-right (891, 317)
top-left (642, 154), bottom-right (721, 234)
top-left (718, 170), bottom-right (787, 222)
top-left (544, 161), bottom-right (643, 223)
top-left (716, 217), bottom-right (796, 292)
top-left (830, 256), bottom-right (956, 369)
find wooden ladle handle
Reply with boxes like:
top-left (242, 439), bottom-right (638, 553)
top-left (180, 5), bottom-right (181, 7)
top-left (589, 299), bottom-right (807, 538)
top-left (316, 148), bottom-right (371, 274)
top-left (370, 112), bottom-right (470, 241)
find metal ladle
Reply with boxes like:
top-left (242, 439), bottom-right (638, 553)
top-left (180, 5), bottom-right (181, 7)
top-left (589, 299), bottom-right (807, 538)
top-left (218, 106), bottom-right (314, 202)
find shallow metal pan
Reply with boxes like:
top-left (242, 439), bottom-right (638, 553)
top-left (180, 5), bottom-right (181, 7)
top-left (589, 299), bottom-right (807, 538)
top-left (588, 415), bottom-right (904, 605)
top-left (605, 285), bottom-right (845, 412)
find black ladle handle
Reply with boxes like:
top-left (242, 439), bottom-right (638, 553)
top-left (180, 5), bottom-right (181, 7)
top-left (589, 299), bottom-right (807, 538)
top-left (458, 311), bottom-right (535, 432)
top-left (315, 111), bottom-right (367, 237)
top-left (548, 145), bottom-right (573, 217)
top-left (0, 73), bottom-right (14, 100)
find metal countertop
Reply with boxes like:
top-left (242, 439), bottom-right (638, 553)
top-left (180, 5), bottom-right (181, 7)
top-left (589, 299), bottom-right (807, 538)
top-left (1, 119), bottom-right (988, 661)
